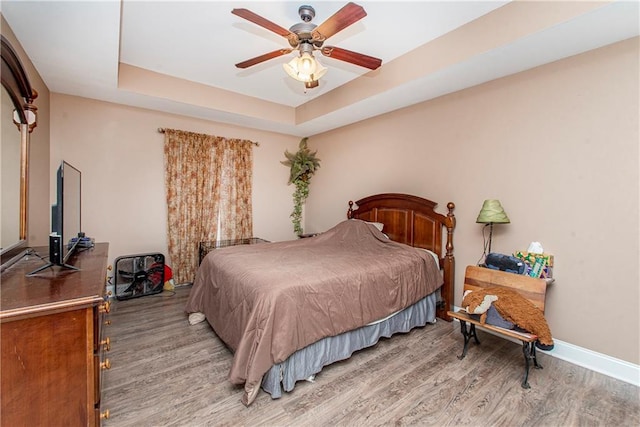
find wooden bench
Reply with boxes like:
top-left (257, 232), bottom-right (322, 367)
top-left (447, 265), bottom-right (551, 388)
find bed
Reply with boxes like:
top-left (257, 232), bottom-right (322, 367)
top-left (185, 193), bottom-right (455, 406)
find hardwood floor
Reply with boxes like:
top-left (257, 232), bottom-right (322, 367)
top-left (102, 286), bottom-right (639, 426)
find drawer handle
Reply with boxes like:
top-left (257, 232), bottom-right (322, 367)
top-left (100, 337), bottom-right (111, 351)
top-left (100, 301), bottom-right (111, 314)
top-left (104, 320), bottom-right (112, 326)
top-left (100, 409), bottom-right (110, 420)
top-left (101, 359), bottom-right (111, 370)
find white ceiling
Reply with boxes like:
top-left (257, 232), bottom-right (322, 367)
top-left (2, 1), bottom-right (638, 137)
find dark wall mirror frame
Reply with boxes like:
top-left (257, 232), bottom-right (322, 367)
top-left (1, 34), bottom-right (38, 271)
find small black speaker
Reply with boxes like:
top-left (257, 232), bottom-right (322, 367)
top-left (49, 234), bottom-right (61, 265)
top-left (485, 252), bottom-right (526, 274)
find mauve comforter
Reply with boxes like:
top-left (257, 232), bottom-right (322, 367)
top-left (185, 219), bottom-right (442, 405)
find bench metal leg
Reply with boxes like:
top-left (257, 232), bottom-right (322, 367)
top-left (457, 320), bottom-right (480, 360)
top-left (521, 341), bottom-right (543, 388)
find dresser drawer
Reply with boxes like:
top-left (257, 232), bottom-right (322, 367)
top-left (1, 308), bottom-right (93, 426)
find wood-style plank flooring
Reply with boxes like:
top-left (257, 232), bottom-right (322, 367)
top-left (102, 286), bottom-right (639, 426)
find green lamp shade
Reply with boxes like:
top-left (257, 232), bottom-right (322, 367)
top-left (476, 199), bottom-right (510, 224)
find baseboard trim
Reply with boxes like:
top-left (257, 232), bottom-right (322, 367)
top-left (450, 308), bottom-right (640, 387)
top-left (541, 338), bottom-right (640, 387)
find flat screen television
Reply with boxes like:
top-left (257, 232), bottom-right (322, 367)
top-left (28, 161), bottom-right (84, 275)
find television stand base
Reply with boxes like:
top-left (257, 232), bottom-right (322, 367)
top-left (26, 262), bottom-right (80, 277)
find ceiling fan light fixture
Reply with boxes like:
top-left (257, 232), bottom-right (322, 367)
top-left (233, 3), bottom-right (382, 84)
top-left (299, 52), bottom-right (316, 74)
top-left (283, 53), bottom-right (327, 84)
top-left (283, 57), bottom-right (305, 81)
top-left (312, 59), bottom-right (327, 80)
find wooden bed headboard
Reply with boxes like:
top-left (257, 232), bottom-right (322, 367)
top-left (347, 193), bottom-right (456, 321)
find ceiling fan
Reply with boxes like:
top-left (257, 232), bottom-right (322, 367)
top-left (232, 2), bottom-right (382, 89)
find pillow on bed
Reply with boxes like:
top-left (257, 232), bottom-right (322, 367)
top-left (364, 221), bottom-right (384, 232)
top-left (416, 247), bottom-right (439, 267)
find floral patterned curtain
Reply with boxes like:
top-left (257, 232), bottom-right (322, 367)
top-left (164, 129), bottom-right (254, 283)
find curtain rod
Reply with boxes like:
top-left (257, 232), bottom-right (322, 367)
top-left (157, 127), bottom-right (259, 146)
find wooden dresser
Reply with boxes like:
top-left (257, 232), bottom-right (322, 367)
top-left (1, 243), bottom-right (111, 426)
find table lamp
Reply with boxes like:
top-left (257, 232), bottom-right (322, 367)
top-left (476, 199), bottom-right (510, 255)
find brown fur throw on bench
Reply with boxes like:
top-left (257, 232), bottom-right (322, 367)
top-left (461, 286), bottom-right (554, 350)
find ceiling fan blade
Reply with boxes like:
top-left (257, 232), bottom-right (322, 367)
top-left (232, 8), bottom-right (299, 45)
top-left (235, 49), bottom-right (293, 69)
top-left (321, 46), bottom-right (382, 70)
top-left (313, 2), bottom-right (367, 42)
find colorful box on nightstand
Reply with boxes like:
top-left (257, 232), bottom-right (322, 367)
top-left (513, 251), bottom-right (554, 278)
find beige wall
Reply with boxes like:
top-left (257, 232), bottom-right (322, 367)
top-left (305, 38), bottom-right (639, 365)
top-left (5, 11), bottom-right (637, 368)
top-left (49, 95), bottom-right (301, 268)
top-left (1, 15), bottom-right (51, 249)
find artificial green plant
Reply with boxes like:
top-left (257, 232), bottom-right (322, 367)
top-left (281, 137), bottom-right (321, 235)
